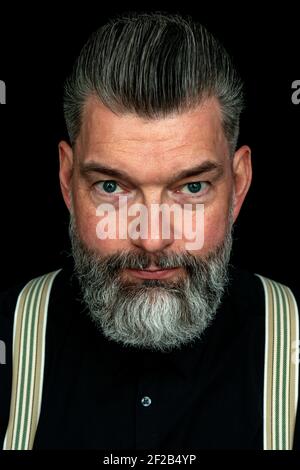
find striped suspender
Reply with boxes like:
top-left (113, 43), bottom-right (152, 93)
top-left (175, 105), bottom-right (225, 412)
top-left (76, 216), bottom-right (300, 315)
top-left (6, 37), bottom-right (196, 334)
top-left (3, 270), bottom-right (61, 450)
top-left (256, 275), bottom-right (299, 450)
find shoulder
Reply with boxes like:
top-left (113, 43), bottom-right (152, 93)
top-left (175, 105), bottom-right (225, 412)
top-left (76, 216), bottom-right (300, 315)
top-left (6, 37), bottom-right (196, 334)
top-left (0, 269), bottom-right (63, 327)
top-left (228, 266), bottom-right (300, 317)
top-left (253, 272), bottom-right (300, 317)
top-left (0, 280), bottom-right (28, 325)
top-left (226, 266), bottom-right (265, 320)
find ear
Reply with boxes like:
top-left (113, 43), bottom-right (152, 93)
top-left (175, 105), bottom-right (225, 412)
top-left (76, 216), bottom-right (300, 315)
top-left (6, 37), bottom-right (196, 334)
top-left (58, 140), bottom-right (74, 211)
top-left (232, 145), bottom-right (252, 222)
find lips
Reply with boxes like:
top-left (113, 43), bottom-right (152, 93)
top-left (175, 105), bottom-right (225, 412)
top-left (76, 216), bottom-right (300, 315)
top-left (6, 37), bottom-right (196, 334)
top-left (126, 267), bottom-right (180, 280)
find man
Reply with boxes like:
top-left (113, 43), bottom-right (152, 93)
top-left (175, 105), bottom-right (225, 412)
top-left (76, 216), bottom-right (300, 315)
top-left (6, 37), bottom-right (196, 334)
top-left (0, 12), bottom-right (299, 450)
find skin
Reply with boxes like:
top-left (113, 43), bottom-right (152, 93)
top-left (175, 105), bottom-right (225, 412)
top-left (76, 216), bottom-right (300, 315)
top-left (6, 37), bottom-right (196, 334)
top-left (59, 96), bottom-right (252, 282)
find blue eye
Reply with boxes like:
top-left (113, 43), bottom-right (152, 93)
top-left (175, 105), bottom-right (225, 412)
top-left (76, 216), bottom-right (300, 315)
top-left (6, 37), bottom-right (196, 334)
top-left (96, 180), bottom-right (123, 194)
top-left (181, 181), bottom-right (209, 195)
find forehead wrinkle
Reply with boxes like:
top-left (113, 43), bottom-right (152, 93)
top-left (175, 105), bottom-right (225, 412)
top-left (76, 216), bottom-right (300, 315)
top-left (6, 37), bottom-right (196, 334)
top-left (84, 134), bottom-right (216, 157)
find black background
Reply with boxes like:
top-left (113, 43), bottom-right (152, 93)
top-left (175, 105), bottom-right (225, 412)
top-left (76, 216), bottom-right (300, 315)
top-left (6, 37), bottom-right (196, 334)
top-left (0, 3), bottom-right (299, 291)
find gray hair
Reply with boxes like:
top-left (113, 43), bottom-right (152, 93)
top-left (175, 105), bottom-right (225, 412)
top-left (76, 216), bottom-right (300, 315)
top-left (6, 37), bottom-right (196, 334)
top-left (63, 12), bottom-right (244, 153)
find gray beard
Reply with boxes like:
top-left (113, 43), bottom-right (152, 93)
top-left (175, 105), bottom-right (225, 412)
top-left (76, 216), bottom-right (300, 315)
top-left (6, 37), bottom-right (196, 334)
top-left (69, 215), bottom-right (233, 351)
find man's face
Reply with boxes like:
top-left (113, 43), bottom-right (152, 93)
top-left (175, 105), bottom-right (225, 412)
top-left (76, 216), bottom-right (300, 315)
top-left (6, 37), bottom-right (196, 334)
top-left (60, 97), bottom-right (251, 268)
top-left (59, 97), bottom-right (251, 350)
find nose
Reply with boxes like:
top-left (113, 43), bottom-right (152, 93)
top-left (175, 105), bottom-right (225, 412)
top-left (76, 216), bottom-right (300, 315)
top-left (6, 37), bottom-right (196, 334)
top-left (129, 196), bottom-right (175, 253)
top-left (131, 234), bottom-right (174, 253)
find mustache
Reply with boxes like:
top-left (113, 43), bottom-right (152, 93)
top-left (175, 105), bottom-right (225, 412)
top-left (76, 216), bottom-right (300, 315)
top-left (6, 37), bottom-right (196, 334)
top-left (75, 243), bottom-right (227, 278)
top-left (68, 210), bottom-right (234, 283)
top-left (100, 251), bottom-right (195, 278)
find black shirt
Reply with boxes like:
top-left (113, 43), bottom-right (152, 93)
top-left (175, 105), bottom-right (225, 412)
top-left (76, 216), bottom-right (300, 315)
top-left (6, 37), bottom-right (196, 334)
top-left (0, 262), bottom-right (299, 450)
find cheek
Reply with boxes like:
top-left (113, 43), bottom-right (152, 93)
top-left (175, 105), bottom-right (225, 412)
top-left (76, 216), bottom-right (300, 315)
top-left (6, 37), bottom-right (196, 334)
top-left (73, 200), bottom-right (132, 254)
top-left (179, 200), bottom-right (231, 256)
top-left (202, 182), bottom-right (234, 253)
top-left (203, 212), bottom-right (229, 252)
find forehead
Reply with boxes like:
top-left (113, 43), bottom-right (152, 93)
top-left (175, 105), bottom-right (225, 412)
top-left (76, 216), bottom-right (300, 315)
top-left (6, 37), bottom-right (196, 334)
top-left (76, 96), bottom-right (230, 175)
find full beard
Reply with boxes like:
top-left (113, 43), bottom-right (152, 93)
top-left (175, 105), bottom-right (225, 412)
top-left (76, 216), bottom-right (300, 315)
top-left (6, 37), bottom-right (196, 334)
top-left (69, 215), bottom-right (233, 352)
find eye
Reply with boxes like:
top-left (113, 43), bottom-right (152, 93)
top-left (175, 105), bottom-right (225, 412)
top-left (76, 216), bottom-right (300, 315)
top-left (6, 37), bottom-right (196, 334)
top-left (180, 181), bottom-right (210, 195)
top-left (95, 180), bottom-right (124, 194)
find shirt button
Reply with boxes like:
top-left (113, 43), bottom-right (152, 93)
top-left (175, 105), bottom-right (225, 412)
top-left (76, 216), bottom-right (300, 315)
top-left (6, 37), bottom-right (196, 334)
top-left (141, 396), bottom-right (152, 407)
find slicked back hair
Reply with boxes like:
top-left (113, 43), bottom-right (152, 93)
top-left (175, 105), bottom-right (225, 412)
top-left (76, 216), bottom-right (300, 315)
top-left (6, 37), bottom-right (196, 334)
top-left (63, 12), bottom-right (244, 153)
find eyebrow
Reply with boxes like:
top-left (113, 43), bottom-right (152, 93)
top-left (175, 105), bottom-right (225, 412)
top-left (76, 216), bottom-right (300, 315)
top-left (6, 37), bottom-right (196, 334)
top-left (79, 159), bottom-right (223, 185)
